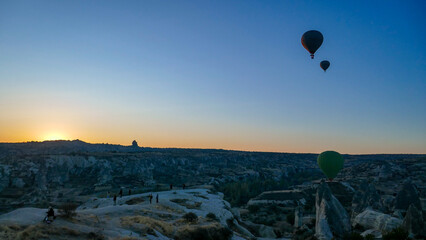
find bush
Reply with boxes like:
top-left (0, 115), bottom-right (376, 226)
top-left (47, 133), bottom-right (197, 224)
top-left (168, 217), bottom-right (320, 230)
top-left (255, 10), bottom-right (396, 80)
top-left (226, 218), bottom-right (235, 228)
top-left (121, 216), bottom-right (173, 237)
top-left (364, 234), bottom-right (375, 240)
top-left (343, 232), bottom-right (364, 240)
top-left (58, 202), bottom-right (78, 218)
top-left (353, 224), bottom-right (365, 231)
top-left (293, 227), bottom-right (317, 240)
top-left (308, 218), bottom-right (316, 228)
top-left (175, 223), bottom-right (232, 240)
top-left (206, 212), bottom-right (218, 221)
top-left (382, 227), bottom-right (410, 240)
top-left (286, 213), bottom-right (295, 225)
top-left (183, 212), bottom-right (198, 223)
top-left (248, 204), bottom-right (260, 213)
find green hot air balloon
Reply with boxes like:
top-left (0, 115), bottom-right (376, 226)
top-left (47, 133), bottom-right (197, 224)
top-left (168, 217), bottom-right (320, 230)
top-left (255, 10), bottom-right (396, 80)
top-left (317, 151), bottom-right (344, 181)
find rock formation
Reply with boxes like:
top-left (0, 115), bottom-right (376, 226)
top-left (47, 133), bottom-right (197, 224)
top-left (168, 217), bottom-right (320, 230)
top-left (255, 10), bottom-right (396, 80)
top-left (327, 181), bottom-right (355, 209)
top-left (352, 181), bottom-right (382, 218)
top-left (353, 209), bottom-right (402, 232)
top-left (315, 182), bottom-right (351, 240)
top-left (294, 206), bottom-right (303, 228)
top-left (394, 180), bottom-right (421, 211)
top-left (402, 204), bottom-right (425, 237)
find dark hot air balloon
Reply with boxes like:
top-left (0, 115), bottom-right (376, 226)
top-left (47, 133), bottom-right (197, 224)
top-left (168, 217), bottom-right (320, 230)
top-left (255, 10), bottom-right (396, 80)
top-left (301, 30), bottom-right (323, 59)
top-left (320, 60), bottom-right (330, 72)
top-left (317, 151), bottom-right (344, 181)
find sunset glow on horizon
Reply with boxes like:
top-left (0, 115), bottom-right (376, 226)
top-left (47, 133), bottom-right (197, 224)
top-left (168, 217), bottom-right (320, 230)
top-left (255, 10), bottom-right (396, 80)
top-left (1, 1), bottom-right (425, 154)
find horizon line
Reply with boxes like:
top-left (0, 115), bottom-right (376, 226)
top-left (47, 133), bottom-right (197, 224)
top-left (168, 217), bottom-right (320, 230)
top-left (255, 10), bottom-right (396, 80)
top-left (1, 139), bottom-right (425, 156)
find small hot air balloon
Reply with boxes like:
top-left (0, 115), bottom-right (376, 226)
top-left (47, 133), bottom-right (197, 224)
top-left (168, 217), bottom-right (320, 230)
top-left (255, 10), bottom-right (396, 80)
top-left (320, 60), bottom-right (330, 72)
top-left (301, 30), bottom-right (323, 59)
top-left (317, 151), bottom-right (344, 181)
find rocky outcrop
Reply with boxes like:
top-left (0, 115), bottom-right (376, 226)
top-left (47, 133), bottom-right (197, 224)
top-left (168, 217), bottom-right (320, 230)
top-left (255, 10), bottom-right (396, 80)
top-left (327, 181), bottom-right (355, 209)
top-left (381, 195), bottom-right (395, 213)
top-left (377, 163), bottom-right (392, 180)
top-left (258, 224), bottom-right (277, 238)
top-left (361, 229), bottom-right (382, 239)
top-left (0, 165), bottom-right (11, 192)
top-left (315, 182), bottom-right (351, 240)
top-left (353, 209), bottom-right (402, 232)
top-left (352, 181), bottom-right (382, 218)
top-left (394, 180), bottom-right (421, 211)
top-left (402, 204), bottom-right (425, 237)
top-left (247, 189), bottom-right (307, 207)
top-left (294, 206), bottom-right (303, 228)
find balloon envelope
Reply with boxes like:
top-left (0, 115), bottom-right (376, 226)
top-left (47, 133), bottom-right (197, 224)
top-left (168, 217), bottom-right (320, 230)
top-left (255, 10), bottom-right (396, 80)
top-left (301, 30), bottom-right (323, 59)
top-left (317, 151), bottom-right (344, 180)
top-left (320, 60), bottom-right (330, 72)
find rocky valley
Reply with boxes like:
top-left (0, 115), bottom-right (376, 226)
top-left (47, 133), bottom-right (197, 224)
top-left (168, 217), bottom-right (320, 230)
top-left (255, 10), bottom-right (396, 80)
top-left (0, 140), bottom-right (425, 239)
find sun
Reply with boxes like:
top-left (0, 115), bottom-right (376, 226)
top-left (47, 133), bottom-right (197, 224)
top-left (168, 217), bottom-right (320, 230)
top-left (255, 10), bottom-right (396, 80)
top-left (43, 133), bottom-right (67, 141)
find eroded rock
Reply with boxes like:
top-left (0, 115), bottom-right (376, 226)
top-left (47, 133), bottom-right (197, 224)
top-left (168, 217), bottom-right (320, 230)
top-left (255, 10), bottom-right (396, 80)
top-left (352, 181), bottom-right (383, 218)
top-left (402, 204), bottom-right (425, 237)
top-left (394, 180), bottom-right (421, 211)
top-left (353, 209), bottom-right (402, 232)
top-left (315, 182), bottom-right (351, 240)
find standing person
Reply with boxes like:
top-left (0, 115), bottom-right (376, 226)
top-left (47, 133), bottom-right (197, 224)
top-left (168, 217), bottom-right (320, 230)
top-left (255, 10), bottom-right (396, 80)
top-left (47, 206), bottom-right (55, 218)
top-left (119, 189), bottom-right (123, 198)
top-left (156, 194), bottom-right (159, 203)
top-left (182, 184), bottom-right (186, 190)
top-left (170, 184), bottom-right (173, 190)
top-left (107, 191), bottom-right (110, 198)
top-left (113, 195), bottom-right (117, 205)
top-left (149, 194), bottom-right (153, 204)
top-left (128, 189), bottom-right (131, 196)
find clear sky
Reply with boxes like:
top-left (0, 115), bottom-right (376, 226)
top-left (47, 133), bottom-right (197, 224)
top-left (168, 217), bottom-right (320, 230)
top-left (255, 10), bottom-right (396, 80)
top-left (1, 0), bottom-right (425, 154)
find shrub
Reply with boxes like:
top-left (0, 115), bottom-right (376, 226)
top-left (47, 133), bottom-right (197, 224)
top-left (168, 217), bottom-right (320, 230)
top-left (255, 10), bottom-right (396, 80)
top-left (248, 204), bottom-right (260, 213)
top-left (382, 227), bottom-right (410, 240)
top-left (343, 232), bottom-right (364, 240)
top-left (87, 231), bottom-right (105, 240)
top-left (308, 218), bottom-right (316, 228)
top-left (121, 216), bottom-right (173, 237)
top-left (175, 223), bottom-right (232, 240)
top-left (58, 202), bottom-right (78, 218)
top-left (293, 227), bottom-right (317, 240)
top-left (364, 234), bottom-right (375, 240)
top-left (183, 212), bottom-right (198, 223)
top-left (14, 224), bottom-right (85, 240)
top-left (353, 224), bottom-right (365, 231)
top-left (206, 212), bottom-right (218, 221)
top-left (226, 218), bottom-right (235, 228)
top-left (286, 213), bottom-right (295, 225)
top-left (125, 197), bottom-right (145, 205)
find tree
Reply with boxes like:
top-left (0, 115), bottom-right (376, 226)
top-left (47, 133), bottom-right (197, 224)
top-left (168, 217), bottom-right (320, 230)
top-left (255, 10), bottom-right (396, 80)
top-left (382, 227), bottom-right (410, 240)
top-left (183, 212), bottom-right (198, 223)
top-left (58, 202), bottom-right (78, 218)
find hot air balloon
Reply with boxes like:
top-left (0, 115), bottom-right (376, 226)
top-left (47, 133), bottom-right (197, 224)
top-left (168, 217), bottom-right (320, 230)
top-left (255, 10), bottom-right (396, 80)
top-left (317, 151), bottom-right (344, 181)
top-left (301, 30), bottom-right (323, 59)
top-left (320, 60), bottom-right (330, 72)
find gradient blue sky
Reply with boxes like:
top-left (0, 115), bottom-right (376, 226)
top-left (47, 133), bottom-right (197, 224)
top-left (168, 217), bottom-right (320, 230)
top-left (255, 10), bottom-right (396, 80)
top-left (0, 0), bottom-right (425, 153)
